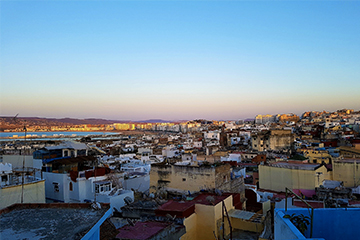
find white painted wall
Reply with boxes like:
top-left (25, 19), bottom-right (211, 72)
top-left (120, 174), bottom-right (150, 192)
top-left (43, 172), bottom-right (69, 202)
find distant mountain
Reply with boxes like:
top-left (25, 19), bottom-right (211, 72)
top-left (0, 116), bottom-right (173, 125)
top-left (134, 119), bottom-right (172, 123)
top-left (47, 118), bottom-right (125, 125)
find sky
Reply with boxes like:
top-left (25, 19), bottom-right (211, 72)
top-left (1, 1), bottom-right (359, 121)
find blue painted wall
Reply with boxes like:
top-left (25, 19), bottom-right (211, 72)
top-left (274, 210), bottom-right (306, 240)
top-left (81, 208), bottom-right (112, 240)
top-left (278, 208), bottom-right (360, 240)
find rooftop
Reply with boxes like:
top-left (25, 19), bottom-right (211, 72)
top-left (116, 221), bottom-right (172, 240)
top-left (334, 158), bottom-right (360, 163)
top-left (0, 203), bottom-right (110, 240)
top-left (269, 162), bottom-right (323, 170)
top-left (155, 193), bottom-right (231, 218)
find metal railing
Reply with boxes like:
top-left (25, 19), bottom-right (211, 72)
top-left (285, 187), bottom-right (314, 238)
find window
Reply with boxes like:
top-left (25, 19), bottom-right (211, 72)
top-left (53, 182), bottom-right (59, 192)
top-left (95, 182), bottom-right (111, 193)
top-left (69, 182), bottom-right (73, 191)
top-left (64, 151), bottom-right (68, 157)
top-left (182, 178), bottom-right (186, 181)
top-left (1, 175), bottom-right (7, 182)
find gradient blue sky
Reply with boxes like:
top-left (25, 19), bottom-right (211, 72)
top-left (1, 1), bottom-right (359, 121)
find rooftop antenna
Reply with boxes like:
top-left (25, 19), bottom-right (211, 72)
top-left (12, 114), bottom-right (27, 203)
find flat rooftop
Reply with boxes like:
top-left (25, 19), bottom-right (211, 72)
top-left (269, 162), bottom-right (321, 170)
top-left (116, 221), bottom-right (172, 240)
top-left (0, 203), bottom-right (109, 240)
top-left (156, 193), bottom-right (231, 218)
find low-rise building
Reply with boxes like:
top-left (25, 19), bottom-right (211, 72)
top-left (259, 162), bottom-right (332, 192)
top-left (332, 158), bottom-right (360, 187)
top-left (150, 163), bottom-right (245, 199)
top-left (251, 129), bottom-right (294, 152)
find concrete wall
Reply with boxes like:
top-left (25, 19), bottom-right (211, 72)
top-left (252, 130), bottom-right (294, 151)
top-left (0, 180), bottom-right (45, 209)
top-left (277, 208), bottom-right (359, 240)
top-left (181, 213), bottom-right (197, 240)
top-left (259, 165), bottom-right (331, 192)
top-left (96, 190), bottom-right (134, 212)
top-left (231, 217), bottom-right (264, 233)
top-left (2, 155), bottom-right (34, 168)
top-left (43, 172), bottom-right (69, 202)
top-left (69, 178), bottom-right (91, 202)
top-left (214, 196), bottom-right (234, 239)
top-left (180, 196), bottom-right (234, 240)
top-left (274, 210), bottom-right (306, 240)
top-left (150, 165), bottom-right (218, 192)
top-left (333, 160), bottom-right (360, 187)
top-left (120, 174), bottom-right (150, 192)
top-left (269, 131), bottom-right (294, 151)
top-left (150, 164), bottom-right (245, 198)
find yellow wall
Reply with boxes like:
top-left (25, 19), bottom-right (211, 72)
top-left (181, 213), bottom-right (197, 240)
top-left (333, 160), bottom-right (360, 187)
top-left (231, 217), bottom-right (264, 233)
top-left (181, 195), bottom-right (234, 240)
top-left (194, 204), bottom-right (216, 240)
top-left (259, 165), bottom-right (332, 192)
top-left (150, 165), bottom-right (218, 193)
top-left (301, 149), bottom-right (332, 164)
top-left (0, 180), bottom-right (45, 209)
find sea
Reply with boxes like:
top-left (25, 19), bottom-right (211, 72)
top-left (0, 131), bottom-right (121, 141)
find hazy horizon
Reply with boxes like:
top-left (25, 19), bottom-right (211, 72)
top-left (1, 1), bottom-right (359, 120)
top-left (1, 106), bottom-right (358, 123)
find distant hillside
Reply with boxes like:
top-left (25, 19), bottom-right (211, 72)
top-left (46, 118), bottom-right (127, 125)
top-left (0, 116), bottom-right (172, 127)
top-left (134, 119), bottom-right (172, 123)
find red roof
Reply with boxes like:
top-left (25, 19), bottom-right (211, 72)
top-left (155, 193), bottom-right (235, 218)
top-left (293, 199), bottom-right (324, 208)
top-left (116, 221), bottom-right (171, 240)
top-left (155, 200), bottom-right (195, 218)
top-left (191, 193), bottom-right (229, 206)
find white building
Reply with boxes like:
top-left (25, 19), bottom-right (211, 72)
top-left (0, 162), bottom-right (45, 210)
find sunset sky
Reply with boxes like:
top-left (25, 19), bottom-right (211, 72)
top-left (1, 1), bottom-right (359, 121)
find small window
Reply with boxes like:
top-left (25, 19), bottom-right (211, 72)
top-left (182, 178), bottom-right (186, 181)
top-left (64, 151), bottom-right (68, 157)
top-left (53, 182), bottom-right (59, 192)
top-left (1, 175), bottom-right (7, 182)
top-left (69, 182), bottom-right (73, 191)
